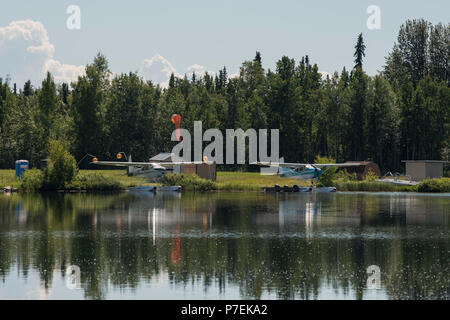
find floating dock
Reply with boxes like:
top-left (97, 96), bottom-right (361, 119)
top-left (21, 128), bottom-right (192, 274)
top-left (375, 179), bottom-right (418, 186)
top-left (1, 186), bottom-right (18, 193)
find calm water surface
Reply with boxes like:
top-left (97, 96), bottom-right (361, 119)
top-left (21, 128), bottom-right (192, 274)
top-left (0, 191), bottom-right (448, 300)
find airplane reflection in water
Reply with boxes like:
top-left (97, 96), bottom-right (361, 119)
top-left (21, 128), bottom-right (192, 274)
top-left (94, 193), bottom-right (328, 240)
top-left (278, 197), bottom-right (322, 240)
top-left (77, 192), bottom-right (448, 243)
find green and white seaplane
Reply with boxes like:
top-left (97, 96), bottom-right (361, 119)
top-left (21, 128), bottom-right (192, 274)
top-left (252, 161), bottom-right (356, 192)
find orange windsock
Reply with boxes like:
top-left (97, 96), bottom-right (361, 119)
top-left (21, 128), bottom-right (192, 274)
top-left (171, 114), bottom-right (182, 141)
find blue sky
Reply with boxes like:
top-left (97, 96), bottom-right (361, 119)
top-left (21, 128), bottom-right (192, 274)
top-left (0, 0), bottom-right (448, 86)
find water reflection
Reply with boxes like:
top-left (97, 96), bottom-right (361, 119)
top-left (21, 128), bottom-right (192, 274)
top-left (0, 192), bottom-right (448, 299)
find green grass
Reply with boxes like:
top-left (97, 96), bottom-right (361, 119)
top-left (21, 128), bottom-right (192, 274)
top-left (216, 171), bottom-right (307, 191)
top-left (162, 172), bottom-right (307, 191)
top-left (66, 173), bottom-right (123, 191)
top-left (81, 170), bottom-right (157, 188)
top-left (0, 170), bottom-right (20, 188)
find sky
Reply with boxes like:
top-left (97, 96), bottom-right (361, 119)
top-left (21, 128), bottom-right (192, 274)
top-left (0, 0), bottom-right (448, 87)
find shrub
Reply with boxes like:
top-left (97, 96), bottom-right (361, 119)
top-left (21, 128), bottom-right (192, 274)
top-left (20, 169), bottom-right (45, 191)
top-left (44, 140), bottom-right (77, 189)
top-left (364, 169), bottom-right (378, 181)
top-left (68, 173), bottom-right (122, 191)
top-left (417, 178), bottom-right (450, 193)
top-left (336, 170), bottom-right (357, 182)
top-left (315, 155), bottom-right (337, 187)
top-left (335, 181), bottom-right (416, 192)
top-left (161, 173), bottom-right (217, 191)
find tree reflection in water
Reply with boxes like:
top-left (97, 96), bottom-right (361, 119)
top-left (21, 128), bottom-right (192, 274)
top-left (0, 192), bottom-right (448, 299)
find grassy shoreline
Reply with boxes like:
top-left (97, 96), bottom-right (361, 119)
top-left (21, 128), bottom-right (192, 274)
top-left (1, 169), bottom-right (449, 193)
top-left (1, 169), bottom-right (147, 192)
top-left (163, 172), bottom-right (450, 193)
top-left (334, 181), bottom-right (417, 192)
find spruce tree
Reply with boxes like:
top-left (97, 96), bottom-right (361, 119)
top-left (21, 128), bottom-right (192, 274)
top-left (23, 80), bottom-right (32, 97)
top-left (254, 51), bottom-right (262, 66)
top-left (354, 33), bottom-right (366, 69)
top-left (169, 73), bottom-right (175, 89)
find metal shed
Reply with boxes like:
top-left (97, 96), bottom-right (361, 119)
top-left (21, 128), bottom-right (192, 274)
top-left (342, 161), bottom-right (381, 180)
top-left (401, 160), bottom-right (446, 181)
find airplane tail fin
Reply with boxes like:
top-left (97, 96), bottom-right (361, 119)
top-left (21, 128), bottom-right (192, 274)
top-left (279, 167), bottom-right (293, 176)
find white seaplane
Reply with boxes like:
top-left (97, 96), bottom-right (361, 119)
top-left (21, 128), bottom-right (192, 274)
top-left (90, 152), bottom-right (212, 182)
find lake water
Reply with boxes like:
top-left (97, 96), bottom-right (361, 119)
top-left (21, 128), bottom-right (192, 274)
top-left (0, 191), bottom-right (448, 300)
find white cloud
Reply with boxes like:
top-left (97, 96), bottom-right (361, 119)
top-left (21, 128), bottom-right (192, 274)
top-left (185, 64), bottom-right (215, 79)
top-left (227, 69), bottom-right (240, 79)
top-left (319, 70), bottom-right (333, 80)
top-left (0, 19), bottom-right (84, 86)
top-left (44, 59), bottom-right (85, 84)
top-left (140, 54), bottom-right (239, 88)
top-left (140, 54), bottom-right (178, 88)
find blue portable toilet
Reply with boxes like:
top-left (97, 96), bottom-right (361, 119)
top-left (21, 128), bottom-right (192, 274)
top-left (15, 160), bottom-right (29, 178)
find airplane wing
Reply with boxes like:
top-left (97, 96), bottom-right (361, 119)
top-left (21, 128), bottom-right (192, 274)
top-left (156, 161), bottom-right (214, 167)
top-left (251, 162), bottom-right (356, 168)
top-left (90, 161), bottom-right (153, 167)
top-left (90, 161), bottom-right (214, 168)
top-left (312, 163), bottom-right (357, 167)
top-left (251, 162), bottom-right (309, 168)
